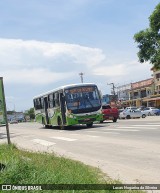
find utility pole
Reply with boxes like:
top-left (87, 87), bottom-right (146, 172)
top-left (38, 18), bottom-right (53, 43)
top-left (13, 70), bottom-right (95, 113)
top-left (107, 82), bottom-right (118, 105)
top-left (107, 83), bottom-right (116, 96)
top-left (79, 72), bottom-right (84, 83)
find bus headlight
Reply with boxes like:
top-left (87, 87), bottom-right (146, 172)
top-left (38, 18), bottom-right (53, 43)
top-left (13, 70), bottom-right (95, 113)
top-left (67, 112), bottom-right (75, 119)
top-left (69, 114), bottom-right (73, 118)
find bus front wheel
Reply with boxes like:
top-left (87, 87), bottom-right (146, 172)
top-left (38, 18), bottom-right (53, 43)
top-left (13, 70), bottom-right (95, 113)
top-left (58, 117), bottom-right (65, 130)
top-left (86, 123), bottom-right (93, 128)
top-left (42, 118), bottom-right (47, 128)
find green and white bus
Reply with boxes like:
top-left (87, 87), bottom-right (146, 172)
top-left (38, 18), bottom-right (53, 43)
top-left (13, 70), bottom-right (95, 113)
top-left (33, 83), bottom-right (102, 129)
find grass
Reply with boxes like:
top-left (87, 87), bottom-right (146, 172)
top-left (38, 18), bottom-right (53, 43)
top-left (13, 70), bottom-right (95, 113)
top-left (0, 144), bottom-right (145, 193)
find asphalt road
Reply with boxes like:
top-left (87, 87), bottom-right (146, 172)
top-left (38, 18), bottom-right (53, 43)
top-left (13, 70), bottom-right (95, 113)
top-left (0, 116), bottom-right (160, 184)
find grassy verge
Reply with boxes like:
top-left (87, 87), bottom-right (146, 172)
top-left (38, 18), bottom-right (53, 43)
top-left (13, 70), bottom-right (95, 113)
top-left (0, 144), bottom-right (145, 193)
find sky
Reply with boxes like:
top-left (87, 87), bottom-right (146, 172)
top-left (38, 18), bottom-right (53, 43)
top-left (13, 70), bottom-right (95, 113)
top-left (0, 0), bottom-right (159, 111)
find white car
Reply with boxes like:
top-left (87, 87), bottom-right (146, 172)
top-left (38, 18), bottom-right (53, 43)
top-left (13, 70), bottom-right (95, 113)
top-left (119, 109), bottom-right (146, 119)
top-left (141, 107), bottom-right (159, 116)
top-left (125, 107), bottom-right (137, 111)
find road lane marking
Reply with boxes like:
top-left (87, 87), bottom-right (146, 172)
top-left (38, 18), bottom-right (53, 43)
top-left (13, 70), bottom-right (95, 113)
top-left (102, 128), bottom-right (139, 131)
top-left (132, 125), bottom-right (160, 127)
top-left (116, 126), bottom-right (139, 129)
top-left (23, 135), bottom-right (37, 138)
top-left (70, 134), bottom-right (99, 138)
top-left (50, 137), bottom-right (77, 141)
top-left (147, 123), bottom-right (160, 125)
top-left (88, 135), bottom-right (99, 137)
top-left (115, 126), bottom-right (157, 130)
top-left (86, 131), bottom-right (120, 134)
top-left (32, 139), bottom-right (56, 146)
top-left (70, 134), bottom-right (80, 136)
top-left (102, 132), bottom-right (120, 134)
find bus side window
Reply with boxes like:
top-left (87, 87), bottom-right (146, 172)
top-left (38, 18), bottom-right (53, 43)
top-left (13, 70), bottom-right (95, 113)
top-left (48, 94), bottom-right (54, 108)
top-left (36, 99), bottom-right (39, 109)
top-left (55, 92), bottom-right (60, 107)
top-left (53, 93), bottom-right (55, 107)
top-left (37, 99), bottom-right (39, 109)
top-left (34, 99), bottom-right (37, 110)
top-left (35, 98), bottom-right (40, 109)
top-left (41, 97), bottom-right (44, 109)
top-left (38, 98), bottom-right (42, 109)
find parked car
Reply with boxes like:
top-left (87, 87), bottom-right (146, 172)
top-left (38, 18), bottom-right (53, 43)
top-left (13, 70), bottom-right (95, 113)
top-left (10, 119), bottom-right (18, 124)
top-left (155, 109), bottom-right (160, 115)
top-left (119, 109), bottom-right (146, 119)
top-left (101, 104), bottom-right (119, 122)
top-left (141, 107), bottom-right (159, 116)
top-left (17, 117), bottom-right (25, 122)
top-left (118, 109), bottom-right (124, 113)
top-left (125, 106), bottom-right (138, 111)
top-left (137, 106), bottom-right (146, 111)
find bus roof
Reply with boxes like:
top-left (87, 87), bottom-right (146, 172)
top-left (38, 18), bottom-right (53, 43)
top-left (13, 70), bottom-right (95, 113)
top-left (33, 83), bottom-right (97, 99)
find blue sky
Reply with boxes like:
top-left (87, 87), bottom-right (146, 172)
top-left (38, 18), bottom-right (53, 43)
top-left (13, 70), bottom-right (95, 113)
top-left (0, 0), bottom-right (159, 111)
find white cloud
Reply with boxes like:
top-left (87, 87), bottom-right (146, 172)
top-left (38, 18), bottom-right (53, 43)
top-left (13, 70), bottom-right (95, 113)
top-left (0, 38), bottom-right (153, 111)
top-left (2, 68), bottom-right (72, 85)
top-left (92, 60), bottom-right (152, 82)
top-left (0, 38), bottom-right (152, 87)
top-left (0, 38), bottom-right (105, 84)
top-left (93, 64), bottom-right (126, 76)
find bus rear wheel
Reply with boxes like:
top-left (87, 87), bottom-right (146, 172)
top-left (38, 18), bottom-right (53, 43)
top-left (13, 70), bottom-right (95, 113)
top-left (86, 123), bottom-right (93, 128)
top-left (58, 117), bottom-right (65, 130)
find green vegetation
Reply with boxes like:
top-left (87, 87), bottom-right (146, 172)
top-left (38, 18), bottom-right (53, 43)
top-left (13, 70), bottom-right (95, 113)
top-left (25, 107), bottom-right (35, 120)
top-left (0, 144), bottom-right (145, 193)
top-left (134, 3), bottom-right (160, 69)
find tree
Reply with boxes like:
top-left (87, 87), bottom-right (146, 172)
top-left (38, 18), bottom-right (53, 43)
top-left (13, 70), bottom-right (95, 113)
top-left (25, 107), bottom-right (35, 120)
top-left (134, 3), bottom-right (160, 69)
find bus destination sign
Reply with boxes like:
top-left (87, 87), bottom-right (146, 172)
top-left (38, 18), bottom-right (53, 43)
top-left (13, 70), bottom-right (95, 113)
top-left (68, 87), bottom-right (95, 94)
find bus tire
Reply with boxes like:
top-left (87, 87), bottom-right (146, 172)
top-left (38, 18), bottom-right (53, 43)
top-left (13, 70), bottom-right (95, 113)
top-left (42, 118), bottom-right (49, 128)
top-left (58, 117), bottom-right (65, 130)
top-left (113, 118), bottom-right (117, 122)
top-left (86, 123), bottom-right (93, 128)
top-left (42, 118), bottom-right (46, 127)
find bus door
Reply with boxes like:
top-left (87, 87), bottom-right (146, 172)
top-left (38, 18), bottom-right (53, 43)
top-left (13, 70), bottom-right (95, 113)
top-left (60, 93), bottom-right (66, 124)
top-left (44, 97), bottom-right (49, 124)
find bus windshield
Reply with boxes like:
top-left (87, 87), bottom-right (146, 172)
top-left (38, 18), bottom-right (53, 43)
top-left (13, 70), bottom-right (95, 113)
top-left (64, 86), bottom-right (101, 114)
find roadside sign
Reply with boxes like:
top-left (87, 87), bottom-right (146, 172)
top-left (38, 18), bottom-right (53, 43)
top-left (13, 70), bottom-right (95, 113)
top-left (0, 78), bottom-right (6, 124)
top-left (0, 77), bottom-right (11, 144)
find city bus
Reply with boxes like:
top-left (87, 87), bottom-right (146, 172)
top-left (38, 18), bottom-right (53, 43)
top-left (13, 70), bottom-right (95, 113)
top-left (33, 83), bottom-right (102, 129)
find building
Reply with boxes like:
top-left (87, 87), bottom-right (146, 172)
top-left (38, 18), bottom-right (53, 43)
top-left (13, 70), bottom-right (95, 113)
top-left (116, 66), bottom-right (160, 108)
top-left (144, 68), bottom-right (160, 107)
top-left (129, 78), bottom-right (154, 107)
top-left (117, 83), bottom-right (131, 101)
top-left (152, 68), bottom-right (160, 94)
top-left (117, 78), bottom-right (155, 108)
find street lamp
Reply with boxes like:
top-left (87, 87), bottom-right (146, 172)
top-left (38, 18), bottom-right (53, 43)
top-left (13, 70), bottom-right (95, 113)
top-left (79, 72), bottom-right (84, 83)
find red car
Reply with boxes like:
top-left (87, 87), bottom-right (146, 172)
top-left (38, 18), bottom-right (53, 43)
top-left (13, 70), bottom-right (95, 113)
top-left (101, 104), bottom-right (119, 122)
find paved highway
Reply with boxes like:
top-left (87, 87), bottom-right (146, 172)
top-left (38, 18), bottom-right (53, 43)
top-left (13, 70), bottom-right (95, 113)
top-left (0, 116), bottom-right (160, 184)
